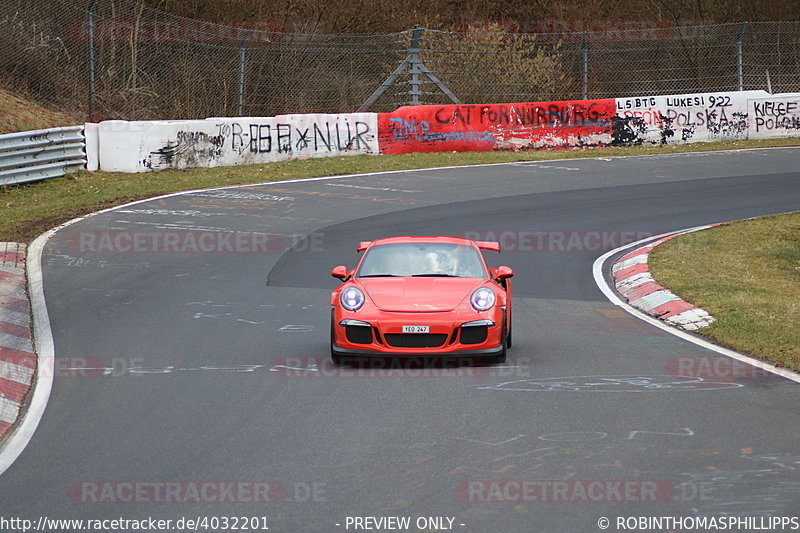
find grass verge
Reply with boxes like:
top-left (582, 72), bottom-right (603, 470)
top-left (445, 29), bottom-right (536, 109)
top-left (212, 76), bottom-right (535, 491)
top-left (0, 89), bottom-right (82, 134)
top-left (2, 137), bottom-right (799, 243)
top-left (649, 212), bottom-right (800, 371)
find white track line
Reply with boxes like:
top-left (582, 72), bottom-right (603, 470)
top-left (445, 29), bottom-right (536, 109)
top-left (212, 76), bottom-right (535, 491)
top-left (593, 225), bottom-right (800, 384)
top-left (0, 227), bottom-right (57, 475)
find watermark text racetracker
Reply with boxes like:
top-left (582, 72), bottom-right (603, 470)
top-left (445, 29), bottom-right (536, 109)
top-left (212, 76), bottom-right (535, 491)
top-left (460, 479), bottom-right (716, 504)
top-left (0, 354), bottom-right (146, 379)
top-left (69, 480), bottom-right (326, 503)
top-left (459, 230), bottom-right (654, 253)
top-left (458, 480), bottom-right (674, 503)
top-left (666, 355), bottom-right (775, 380)
top-left (32, 355), bottom-right (539, 379)
top-left (69, 19), bottom-right (285, 43)
top-left (274, 356), bottom-right (497, 378)
top-left (69, 230), bottom-right (324, 254)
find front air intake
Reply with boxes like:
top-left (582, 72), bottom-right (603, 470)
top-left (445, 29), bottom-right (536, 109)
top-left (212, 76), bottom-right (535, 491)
top-left (384, 334), bottom-right (447, 348)
top-left (460, 326), bottom-right (488, 344)
top-left (345, 325), bottom-right (373, 344)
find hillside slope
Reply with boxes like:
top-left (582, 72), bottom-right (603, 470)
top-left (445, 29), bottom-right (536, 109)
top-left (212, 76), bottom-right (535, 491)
top-left (0, 89), bottom-right (81, 134)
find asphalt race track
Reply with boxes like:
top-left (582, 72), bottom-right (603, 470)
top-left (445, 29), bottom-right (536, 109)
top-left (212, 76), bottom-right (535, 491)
top-left (2, 148), bottom-right (800, 532)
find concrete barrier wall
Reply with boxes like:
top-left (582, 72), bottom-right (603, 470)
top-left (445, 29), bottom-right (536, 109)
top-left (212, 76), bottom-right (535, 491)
top-left (98, 114), bottom-right (379, 172)
top-left (378, 99), bottom-right (617, 154)
top-left (747, 93), bottom-right (800, 139)
top-left (88, 90), bottom-right (797, 173)
top-left (376, 91), bottom-right (776, 156)
top-left (613, 90), bottom-right (770, 145)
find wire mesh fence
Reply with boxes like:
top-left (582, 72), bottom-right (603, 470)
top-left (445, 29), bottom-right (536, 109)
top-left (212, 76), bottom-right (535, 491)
top-left (2, 0), bottom-right (800, 121)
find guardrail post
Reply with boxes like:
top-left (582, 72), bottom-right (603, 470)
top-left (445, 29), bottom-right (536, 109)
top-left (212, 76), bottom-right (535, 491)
top-left (736, 21), bottom-right (748, 91)
top-left (87, 0), bottom-right (99, 115)
top-left (237, 30), bottom-right (253, 116)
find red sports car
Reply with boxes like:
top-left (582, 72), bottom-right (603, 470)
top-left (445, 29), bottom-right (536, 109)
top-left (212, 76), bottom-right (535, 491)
top-left (330, 236), bottom-right (513, 363)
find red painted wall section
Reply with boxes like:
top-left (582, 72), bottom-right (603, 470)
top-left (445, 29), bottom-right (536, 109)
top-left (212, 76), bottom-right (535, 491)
top-left (378, 99), bottom-right (617, 154)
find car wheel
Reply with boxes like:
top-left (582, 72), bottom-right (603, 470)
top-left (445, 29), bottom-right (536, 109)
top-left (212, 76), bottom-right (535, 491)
top-left (489, 346), bottom-right (507, 364)
top-left (506, 326), bottom-right (512, 349)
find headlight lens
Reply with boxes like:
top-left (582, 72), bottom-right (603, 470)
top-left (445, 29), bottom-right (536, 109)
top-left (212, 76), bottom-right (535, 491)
top-left (340, 287), bottom-right (365, 311)
top-left (470, 287), bottom-right (496, 311)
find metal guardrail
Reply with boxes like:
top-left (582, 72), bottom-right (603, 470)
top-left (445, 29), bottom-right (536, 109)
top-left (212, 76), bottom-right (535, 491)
top-left (0, 126), bottom-right (86, 186)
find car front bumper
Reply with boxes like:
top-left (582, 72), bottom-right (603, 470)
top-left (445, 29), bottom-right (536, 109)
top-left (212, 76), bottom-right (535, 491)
top-left (331, 307), bottom-right (506, 357)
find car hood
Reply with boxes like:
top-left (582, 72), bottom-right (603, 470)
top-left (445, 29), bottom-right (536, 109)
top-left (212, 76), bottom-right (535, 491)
top-left (357, 277), bottom-right (487, 312)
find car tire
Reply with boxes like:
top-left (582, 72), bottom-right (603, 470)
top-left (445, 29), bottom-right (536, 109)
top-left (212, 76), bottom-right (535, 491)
top-left (489, 347), bottom-right (507, 364)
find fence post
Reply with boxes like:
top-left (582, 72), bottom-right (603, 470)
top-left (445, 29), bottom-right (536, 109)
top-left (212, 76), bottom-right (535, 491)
top-left (237, 30), bottom-right (253, 116)
top-left (87, 0), bottom-right (99, 115)
top-left (358, 26), bottom-right (461, 111)
top-left (582, 32), bottom-right (589, 100)
top-left (408, 26), bottom-right (424, 105)
top-left (736, 21), bottom-right (748, 91)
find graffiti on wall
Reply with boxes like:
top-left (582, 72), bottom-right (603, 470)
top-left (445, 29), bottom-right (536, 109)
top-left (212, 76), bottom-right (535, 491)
top-left (145, 129), bottom-right (226, 169)
top-left (97, 89), bottom-right (796, 173)
top-left (227, 120), bottom-right (373, 155)
top-left (611, 92), bottom-right (767, 145)
top-left (139, 114), bottom-right (377, 171)
top-left (379, 100), bottom-right (617, 154)
top-left (748, 97), bottom-right (800, 137)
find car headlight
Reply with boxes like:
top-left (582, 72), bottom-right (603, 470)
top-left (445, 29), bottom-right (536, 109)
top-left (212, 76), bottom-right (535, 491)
top-left (340, 287), bottom-right (365, 311)
top-left (470, 287), bottom-right (496, 311)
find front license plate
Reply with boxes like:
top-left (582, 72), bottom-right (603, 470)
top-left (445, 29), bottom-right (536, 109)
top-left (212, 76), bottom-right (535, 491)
top-left (402, 325), bottom-right (430, 333)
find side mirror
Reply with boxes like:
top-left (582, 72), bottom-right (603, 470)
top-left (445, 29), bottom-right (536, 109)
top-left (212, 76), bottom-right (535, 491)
top-left (331, 265), bottom-right (349, 281)
top-left (496, 266), bottom-right (514, 280)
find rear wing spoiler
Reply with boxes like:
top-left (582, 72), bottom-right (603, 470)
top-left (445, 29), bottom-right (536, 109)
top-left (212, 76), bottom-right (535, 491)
top-left (357, 240), bottom-right (500, 252)
top-left (476, 241), bottom-right (501, 252)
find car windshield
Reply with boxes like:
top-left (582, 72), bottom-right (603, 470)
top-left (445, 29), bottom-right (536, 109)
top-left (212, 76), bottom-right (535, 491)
top-left (357, 242), bottom-right (487, 278)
